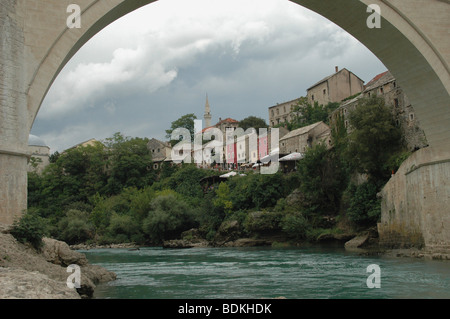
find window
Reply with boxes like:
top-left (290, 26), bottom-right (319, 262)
top-left (345, 120), bottom-right (349, 128)
top-left (410, 113), bottom-right (415, 121)
top-left (271, 110), bottom-right (274, 116)
top-left (312, 94), bottom-right (315, 101)
top-left (276, 108), bottom-right (279, 115)
top-left (393, 81), bottom-right (396, 88)
top-left (283, 106), bottom-right (286, 113)
top-left (380, 87), bottom-right (384, 94)
top-left (157, 148), bottom-right (160, 153)
top-left (323, 89), bottom-right (326, 95)
top-left (394, 98), bottom-right (399, 108)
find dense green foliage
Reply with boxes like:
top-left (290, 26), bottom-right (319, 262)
top-left (10, 211), bottom-right (49, 249)
top-left (23, 96), bottom-right (412, 246)
top-left (165, 113), bottom-right (197, 146)
top-left (275, 97), bottom-right (339, 131)
top-left (238, 116), bottom-right (268, 131)
top-left (345, 97), bottom-right (404, 184)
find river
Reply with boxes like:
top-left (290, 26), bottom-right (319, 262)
top-left (81, 246), bottom-right (450, 299)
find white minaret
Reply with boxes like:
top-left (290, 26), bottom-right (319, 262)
top-left (204, 93), bottom-right (212, 128)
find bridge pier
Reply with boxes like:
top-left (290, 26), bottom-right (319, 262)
top-left (379, 146), bottom-right (450, 252)
top-left (0, 0), bottom-right (29, 224)
top-left (0, 151), bottom-right (28, 225)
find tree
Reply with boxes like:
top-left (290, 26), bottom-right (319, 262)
top-left (285, 98), bottom-right (339, 130)
top-left (296, 143), bottom-right (347, 221)
top-left (143, 193), bottom-right (196, 243)
top-left (345, 96), bottom-right (403, 184)
top-left (165, 113), bottom-right (197, 146)
top-left (239, 116), bottom-right (268, 131)
top-left (104, 133), bottom-right (155, 194)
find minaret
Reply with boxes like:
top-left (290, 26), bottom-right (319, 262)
top-left (204, 93), bottom-right (212, 128)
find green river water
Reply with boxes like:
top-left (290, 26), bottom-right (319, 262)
top-left (81, 246), bottom-right (450, 299)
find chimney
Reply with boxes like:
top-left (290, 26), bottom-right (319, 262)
top-left (335, 66), bottom-right (339, 73)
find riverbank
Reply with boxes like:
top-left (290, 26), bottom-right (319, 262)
top-left (0, 223), bottom-right (116, 299)
top-left (72, 226), bottom-right (450, 261)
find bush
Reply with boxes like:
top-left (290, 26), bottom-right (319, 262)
top-left (143, 194), bottom-right (196, 243)
top-left (106, 212), bottom-right (142, 243)
top-left (10, 212), bottom-right (48, 249)
top-left (243, 211), bottom-right (284, 235)
top-left (280, 212), bottom-right (310, 240)
top-left (345, 182), bottom-right (381, 226)
top-left (57, 209), bottom-right (95, 244)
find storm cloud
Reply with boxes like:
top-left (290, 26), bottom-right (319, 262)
top-left (31, 0), bottom-right (386, 152)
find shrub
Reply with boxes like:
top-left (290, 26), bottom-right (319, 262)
top-left (143, 194), bottom-right (196, 243)
top-left (10, 212), bottom-right (48, 249)
top-left (57, 209), bottom-right (95, 244)
top-left (106, 212), bottom-right (142, 243)
top-left (280, 212), bottom-right (310, 240)
top-left (345, 182), bottom-right (381, 226)
top-left (243, 211), bottom-right (284, 235)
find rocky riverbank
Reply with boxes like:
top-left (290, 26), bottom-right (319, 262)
top-left (0, 224), bottom-right (116, 299)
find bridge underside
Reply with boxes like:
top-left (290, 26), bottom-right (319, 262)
top-left (0, 0), bottom-right (449, 250)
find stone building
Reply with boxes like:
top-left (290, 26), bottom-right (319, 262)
top-left (27, 134), bottom-right (50, 174)
top-left (329, 71), bottom-right (428, 151)
top-left (147, 138), bottom-right (172, 169)
top-left (268, 98), bottom-right (303, 128)
top-left (307, 67), bottom-right (365, 106)
top-left (214, 117), bottom-right (240, 135)
top-left (279, 121), bottom-right (331, 155)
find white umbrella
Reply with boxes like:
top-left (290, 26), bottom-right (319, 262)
top-left (279, 152), bottom-right (304, 161)
top-left (220, 171), bottom-right (237, 178)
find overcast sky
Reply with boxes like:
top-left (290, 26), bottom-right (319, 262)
top-left (30, 0), bottom-right (387, 152)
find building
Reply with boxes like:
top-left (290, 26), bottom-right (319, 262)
top-left (307, 67), bottom-right (365, 106)
top-left (279, 121), bottom-right (331, 154)
top-left (147, 138), bottom-right (172, 169)
top-left (28, 134), bottom-right (50, 173)
top-left (329, 70), bottom-right (428, 151)
top-left (64, 138), bottom-right (99, 152)
top-left (204, 94), bottom-right (212, 128)
top-left (215, 117), bottom-right (240, 135)
top-left (258, 127), bottom-right (289, 160)
top-left (268, 97), bottom-right (303, 128)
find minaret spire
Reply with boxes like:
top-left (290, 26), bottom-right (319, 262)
top-left (204, 93), bottom-right (212, 128)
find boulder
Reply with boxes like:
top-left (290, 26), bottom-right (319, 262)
top-left (344, 233), bottom-right (371, 250)
top-left (0, 267), bottom-right (80, 299)
top-left (214, 220), bottom-right (243, 245)
top-left (0, 229), bottom-right (115, 299)
top-left (42, 238), bottom-right (89, 267)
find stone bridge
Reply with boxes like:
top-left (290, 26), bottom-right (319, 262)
top-left (1, 0), bottom-right (449, 250)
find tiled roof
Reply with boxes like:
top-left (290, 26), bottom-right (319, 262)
top-left (280, 122), bottom-right (324, 141)
top-left (216, 118), bottom-right (239, 125)
top-left (364, 71), bottom-right (394, 91)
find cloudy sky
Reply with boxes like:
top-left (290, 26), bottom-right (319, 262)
top-left (31, 0), bottom-right (387, 152)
